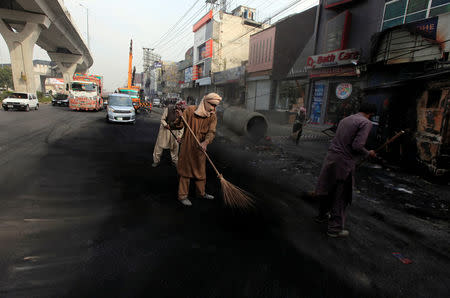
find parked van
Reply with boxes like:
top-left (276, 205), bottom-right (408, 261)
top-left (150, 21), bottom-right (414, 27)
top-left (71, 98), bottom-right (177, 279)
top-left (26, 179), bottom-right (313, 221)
top-left (2, 92), bottom-right (39, 111)
top-left (106, 94), bottom-right (136, 124)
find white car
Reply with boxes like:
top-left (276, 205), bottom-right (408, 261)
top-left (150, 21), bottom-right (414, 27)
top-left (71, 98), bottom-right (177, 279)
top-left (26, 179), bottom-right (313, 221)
top-left (106, 94), bottom-right (136, 124)
top-left (153, 98), bottom-right (161, 107)
top-left (2, 92), bottom-right (39, 111)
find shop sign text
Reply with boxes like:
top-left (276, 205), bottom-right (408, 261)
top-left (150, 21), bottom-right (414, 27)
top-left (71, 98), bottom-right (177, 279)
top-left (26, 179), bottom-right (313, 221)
top-left (307, 49), bottom-right (360, 69)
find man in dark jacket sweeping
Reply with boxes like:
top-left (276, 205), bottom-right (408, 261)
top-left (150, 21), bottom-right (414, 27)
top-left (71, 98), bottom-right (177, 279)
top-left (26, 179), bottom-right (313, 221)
top-left (315, 102), bottom-right (377, 237)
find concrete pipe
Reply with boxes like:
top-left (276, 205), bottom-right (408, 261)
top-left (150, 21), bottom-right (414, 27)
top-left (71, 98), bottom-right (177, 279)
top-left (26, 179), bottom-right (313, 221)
top-left (223, 107), bottom-right (268, 141)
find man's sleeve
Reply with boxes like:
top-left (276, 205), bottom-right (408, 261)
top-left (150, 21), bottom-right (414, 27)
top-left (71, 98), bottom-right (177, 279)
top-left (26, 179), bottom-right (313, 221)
top-left (204, 116), bottom-right (217, 145)
top-left (351, 120), bottom-right (372, 156)
top-left (160, 108), bottom-right (168, 126)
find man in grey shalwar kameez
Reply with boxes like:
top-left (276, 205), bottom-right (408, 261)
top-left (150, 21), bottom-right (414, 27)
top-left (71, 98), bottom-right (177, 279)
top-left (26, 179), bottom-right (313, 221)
top-left (152, 101), bottom-right (186, 167)
top-left (315, 103), bottom-right (377, 238)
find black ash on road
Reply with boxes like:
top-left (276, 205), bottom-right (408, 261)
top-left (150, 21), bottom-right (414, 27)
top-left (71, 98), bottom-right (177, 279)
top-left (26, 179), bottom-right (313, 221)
top-left (0, 105), bottom-right (448, 297)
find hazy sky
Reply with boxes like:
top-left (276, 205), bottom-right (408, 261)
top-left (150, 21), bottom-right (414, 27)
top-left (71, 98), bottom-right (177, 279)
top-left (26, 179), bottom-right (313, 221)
top-left (0, 0), bottom-right (318, 91)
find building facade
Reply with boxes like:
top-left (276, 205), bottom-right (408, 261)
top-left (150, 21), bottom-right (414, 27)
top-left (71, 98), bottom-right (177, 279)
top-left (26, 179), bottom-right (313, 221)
top-left (183, 6), bottom-right (264, 103)
top-left (305, 0), bottom-right (385, 125)
top-left (246, 7), bottom-right (318, 124)
top-left (367, 5), bottom-right (450, 175)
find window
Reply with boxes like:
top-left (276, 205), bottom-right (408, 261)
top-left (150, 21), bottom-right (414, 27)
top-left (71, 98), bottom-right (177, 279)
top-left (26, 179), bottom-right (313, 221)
top-left (263, 39), bottom-right (266, 63)
top-left (268, 38), bottom-right (272, 62)
top-left (325, 10), bottom-right (350, 52)
top-left (251, 44), bottom-right (255, 64)
top-left (382, 0), bottom-right (450, 30)
top-left (259, 40), bottom-right (263, 64)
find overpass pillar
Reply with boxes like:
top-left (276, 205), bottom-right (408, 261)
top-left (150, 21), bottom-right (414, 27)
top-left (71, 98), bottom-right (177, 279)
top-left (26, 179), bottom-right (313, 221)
top-left (48, 52), bottom-right (83, 89)
top-left (0, 9), bottom-right (50, 93)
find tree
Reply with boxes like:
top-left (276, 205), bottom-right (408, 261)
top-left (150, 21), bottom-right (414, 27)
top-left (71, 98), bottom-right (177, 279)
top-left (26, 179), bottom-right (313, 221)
top-left (0, 66), bottom-right (13, 90)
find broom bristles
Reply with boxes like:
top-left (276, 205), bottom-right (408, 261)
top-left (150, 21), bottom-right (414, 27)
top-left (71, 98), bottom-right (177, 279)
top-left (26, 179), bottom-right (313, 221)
top-left (219, 177), bottom-right (255, 209)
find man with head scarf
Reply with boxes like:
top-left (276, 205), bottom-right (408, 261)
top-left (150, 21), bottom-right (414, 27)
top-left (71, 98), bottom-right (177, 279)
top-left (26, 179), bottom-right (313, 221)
top-left (173, 93), bottom-right (222, 206)
top-left (152, 100), bottom-right (187, 167)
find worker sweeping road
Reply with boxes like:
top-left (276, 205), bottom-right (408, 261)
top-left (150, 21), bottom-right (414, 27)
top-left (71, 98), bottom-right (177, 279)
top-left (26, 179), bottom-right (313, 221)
top-left (173, 93), bottom-right (222, 206)
top-left (314, 102), bottom-right (377, 238)
top-left (152, 100), bottom-right (186, 168)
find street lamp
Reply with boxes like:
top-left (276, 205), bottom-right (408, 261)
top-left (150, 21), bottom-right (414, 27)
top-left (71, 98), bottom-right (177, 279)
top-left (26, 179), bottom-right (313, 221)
top-left (79, 3), bottom-right (90, 50)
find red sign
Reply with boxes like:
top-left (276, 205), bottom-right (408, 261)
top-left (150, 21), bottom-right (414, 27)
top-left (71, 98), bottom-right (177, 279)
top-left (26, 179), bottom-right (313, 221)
top-left (193, 10), bottom-right (213, 32)
top-left (306, 48), bottom-right (360, 69)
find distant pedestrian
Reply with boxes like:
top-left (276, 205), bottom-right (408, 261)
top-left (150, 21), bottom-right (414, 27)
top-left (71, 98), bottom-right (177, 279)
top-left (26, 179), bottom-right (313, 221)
top-left (173, 93), bottom-right (222, 206)
top-left (152, 100), bottom-right (187, 168)
top-left (314, 102), bottom-right (377, 238)
top-left (292, 106), bottom-right (306, 145)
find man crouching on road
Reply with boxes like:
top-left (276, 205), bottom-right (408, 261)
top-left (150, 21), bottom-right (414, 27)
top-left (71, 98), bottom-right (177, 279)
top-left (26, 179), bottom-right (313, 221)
top-left (172, 93), bottom-right (221, 206)
top-left (315, 102), bottom-right (377, 238)
top-left (152, 100), bottom-right (187, 168)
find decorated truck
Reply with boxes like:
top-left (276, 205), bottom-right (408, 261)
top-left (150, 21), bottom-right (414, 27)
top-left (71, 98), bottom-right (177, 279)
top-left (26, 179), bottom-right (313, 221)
top-left (68, 73), bottom-right (103, 111)
top-left (118, 87), bottom-right (141, 110)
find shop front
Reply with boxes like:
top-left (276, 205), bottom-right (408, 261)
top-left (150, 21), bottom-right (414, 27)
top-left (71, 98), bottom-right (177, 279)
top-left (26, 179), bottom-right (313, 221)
top-left (213, 66), bottom-right (245, 106)
top-left (246, 75), bottom-right (272, 112)
top-left (306, 48), bottom-right (362, 124)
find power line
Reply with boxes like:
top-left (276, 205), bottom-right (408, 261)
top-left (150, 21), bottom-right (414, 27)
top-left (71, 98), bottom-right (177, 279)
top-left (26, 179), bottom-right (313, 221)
top-left (158, 0), bottom-right (265, 59)
top-left (156, 3), bottom-right (207, 52)
top-left (152, 0), bottom-right (203, 49)
top-left (160, 0), bottom-right (310, 62)
top-left (218, 0), bottom-right (310, 58)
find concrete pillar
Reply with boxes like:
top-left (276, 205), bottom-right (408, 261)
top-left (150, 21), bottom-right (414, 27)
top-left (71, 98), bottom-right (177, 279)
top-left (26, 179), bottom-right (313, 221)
top-left (0, 9), bottom-right (50, 93)
top-left (40, 76), bottom-right (47, 93)
top-left (48, 52), bottom-right (83, 89)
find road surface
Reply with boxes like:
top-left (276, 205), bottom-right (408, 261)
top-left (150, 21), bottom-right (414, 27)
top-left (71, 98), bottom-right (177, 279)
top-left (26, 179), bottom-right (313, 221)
top-left (0, 105), bottom-right (448, 297)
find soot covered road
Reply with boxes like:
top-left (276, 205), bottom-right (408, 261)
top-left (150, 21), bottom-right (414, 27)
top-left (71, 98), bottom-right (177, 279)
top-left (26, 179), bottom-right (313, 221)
top-left (0, 105), bottom-right (448, 298)
top-left (0, 106), bottom-right (345, 298)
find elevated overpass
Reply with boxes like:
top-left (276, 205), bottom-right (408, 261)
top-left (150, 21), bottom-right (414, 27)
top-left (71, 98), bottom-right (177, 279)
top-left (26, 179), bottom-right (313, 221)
top-left (0, 0), bottom-right (92, 93)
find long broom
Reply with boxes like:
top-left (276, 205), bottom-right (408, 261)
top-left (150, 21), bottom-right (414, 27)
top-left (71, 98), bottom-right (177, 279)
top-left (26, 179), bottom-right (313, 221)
top-left (357, 130), bottom-right (406, 167)
top-left (180, 115), bottom-right (255, 209)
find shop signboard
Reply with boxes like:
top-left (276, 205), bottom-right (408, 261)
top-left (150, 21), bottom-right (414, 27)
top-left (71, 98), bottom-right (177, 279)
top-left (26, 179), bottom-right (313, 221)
top-left (336, 83), bottom-right (352, 99)
top-left (310, 83), bottom-right (325, 124)
top-left (309, 65), bottom-right (357, 78)
top-left (213, 66), bottom-right (244, 85)
top-left (306, 48), bottom-right (360, 69)
top-left (196, 77), bottom-right (211, 86)
top-left (184, 67), bottom-right (193, 83)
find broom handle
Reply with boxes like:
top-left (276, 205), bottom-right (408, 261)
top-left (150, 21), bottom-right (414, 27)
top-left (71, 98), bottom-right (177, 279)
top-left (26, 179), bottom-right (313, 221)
top-left (357, 130), bottom-right (405, 167)
top-left (167, 126), bottom-right (178, 140)
top-left (180, 115), bottom-right (222, 178)
top-left (374, 130), bottom-right (405, 153)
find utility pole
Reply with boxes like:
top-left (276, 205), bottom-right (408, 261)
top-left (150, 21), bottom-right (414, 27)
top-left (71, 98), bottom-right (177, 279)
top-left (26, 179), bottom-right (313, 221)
top-left (220, 0), bottom-right (227, 12)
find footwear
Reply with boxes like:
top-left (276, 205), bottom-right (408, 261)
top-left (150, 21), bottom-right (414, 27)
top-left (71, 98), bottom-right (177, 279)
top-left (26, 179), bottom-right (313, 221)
top-left (179, 198), bottom-right (192, 206)
top-left (199, 193), bottom-right (214, 200)
top-left (327, 230), bottom-right (349, 238)
top-left (314, 212), bottom-right (331, 223)
top-left (152, 162), bottom-right (159, 168)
